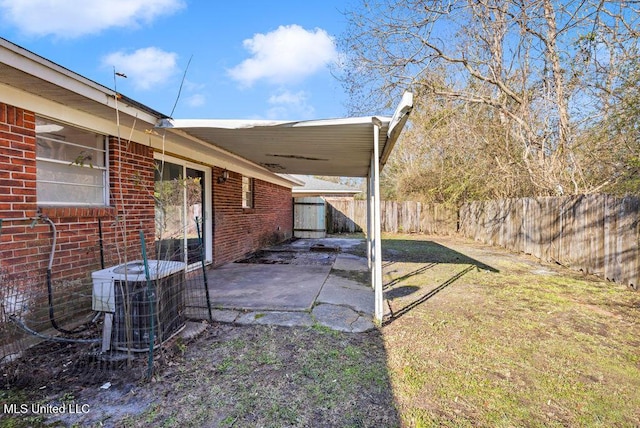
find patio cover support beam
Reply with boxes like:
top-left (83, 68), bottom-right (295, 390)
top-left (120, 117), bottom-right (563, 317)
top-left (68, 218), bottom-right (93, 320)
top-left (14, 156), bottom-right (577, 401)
top-left (366, 175), bottom-right (372, 271)
top-left (371, 121), bottom-right (384, 323)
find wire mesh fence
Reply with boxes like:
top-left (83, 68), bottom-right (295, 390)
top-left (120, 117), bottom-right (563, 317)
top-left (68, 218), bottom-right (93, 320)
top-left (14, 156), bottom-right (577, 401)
top-left (1, 230), bottom-right (212, 388)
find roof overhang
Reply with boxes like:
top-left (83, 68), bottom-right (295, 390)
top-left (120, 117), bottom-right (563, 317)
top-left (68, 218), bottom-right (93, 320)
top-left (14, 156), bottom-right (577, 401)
top-left (2, 36), bottom-right (413, 180)
top-left (0, 38), bottom-right (299, 188)
top-left (0, 37), bottom-right (166, 127)
top-left (159, 92), bottom-right (413, 177)
top-left (292, 188), bottom-right (361, 195)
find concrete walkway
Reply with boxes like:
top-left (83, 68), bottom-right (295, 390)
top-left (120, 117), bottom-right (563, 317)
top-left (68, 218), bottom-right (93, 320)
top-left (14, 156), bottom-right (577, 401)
top-left (185, 239), bottom-right (376, 333)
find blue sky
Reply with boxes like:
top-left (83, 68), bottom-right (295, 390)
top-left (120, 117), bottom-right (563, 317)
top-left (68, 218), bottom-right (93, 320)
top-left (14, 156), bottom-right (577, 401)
top-left (0, 0), bottom-right (357, 120)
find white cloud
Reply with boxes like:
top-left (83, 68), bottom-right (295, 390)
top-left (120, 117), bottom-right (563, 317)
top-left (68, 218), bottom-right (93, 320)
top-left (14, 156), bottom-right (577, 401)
top-left (102, 47), bottom-right (178, 90)
top-left (228, 25), bottom-right (338, 87)
top-left (269, 91), bottom-right (307, 106)
top-left (185, 93), bottom-right (206, 108)
top-left (266, 90), bottom-right (315, 119)
top-left (0, 0), bottom-right (185, 38)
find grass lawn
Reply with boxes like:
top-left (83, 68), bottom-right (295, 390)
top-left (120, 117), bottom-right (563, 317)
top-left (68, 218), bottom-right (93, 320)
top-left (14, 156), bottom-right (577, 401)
top-left (374, 234), bottom-right (640, 427)
top-left (1, 233), bottom-right (639, 427)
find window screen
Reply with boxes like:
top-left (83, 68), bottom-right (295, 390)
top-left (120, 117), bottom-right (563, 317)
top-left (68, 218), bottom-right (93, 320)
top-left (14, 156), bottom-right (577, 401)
top-left (36, 117), bottom-right (107, 205)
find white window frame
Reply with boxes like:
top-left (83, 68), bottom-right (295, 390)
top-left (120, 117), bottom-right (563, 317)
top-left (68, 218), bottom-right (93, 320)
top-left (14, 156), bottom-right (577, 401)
top-left (35, 117), bottom-right (108, 206)
top-left (242, 176), bottom-right (254, 209)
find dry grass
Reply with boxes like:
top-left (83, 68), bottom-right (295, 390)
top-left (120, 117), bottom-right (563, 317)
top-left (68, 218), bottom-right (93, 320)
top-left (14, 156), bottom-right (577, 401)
top-left (377, 234), bottom-right (640, 427)
top-left (1, 234), bottom-right (639, 427)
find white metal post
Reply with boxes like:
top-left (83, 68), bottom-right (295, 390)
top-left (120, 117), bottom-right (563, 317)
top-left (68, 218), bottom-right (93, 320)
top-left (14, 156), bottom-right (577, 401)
top-left (366, 175), bottom-right (372, 270)
top-left (369, 153), bottom-right (376, 298)
top-left (372, 123), bottom-right (383, 323)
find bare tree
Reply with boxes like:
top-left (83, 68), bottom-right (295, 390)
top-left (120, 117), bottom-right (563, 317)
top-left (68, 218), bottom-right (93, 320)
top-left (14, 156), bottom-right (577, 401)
top-left (340, 0), bottom-right (640, 199)
top-left (383, 86), bottom-right (536, 205)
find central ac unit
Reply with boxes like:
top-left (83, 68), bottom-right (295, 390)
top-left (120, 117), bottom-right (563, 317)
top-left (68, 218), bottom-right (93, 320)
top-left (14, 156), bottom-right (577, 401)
top-left (91, 260), bottom-right (186, 352)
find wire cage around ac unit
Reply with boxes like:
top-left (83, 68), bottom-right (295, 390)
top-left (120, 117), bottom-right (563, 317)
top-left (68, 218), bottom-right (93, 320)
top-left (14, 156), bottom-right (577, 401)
top-left (91, 260), bottom-right (186, 352)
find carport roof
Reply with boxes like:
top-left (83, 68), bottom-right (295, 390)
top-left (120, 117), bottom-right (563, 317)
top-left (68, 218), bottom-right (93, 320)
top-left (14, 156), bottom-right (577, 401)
top-left (158, 93), bottom-right (412, 177)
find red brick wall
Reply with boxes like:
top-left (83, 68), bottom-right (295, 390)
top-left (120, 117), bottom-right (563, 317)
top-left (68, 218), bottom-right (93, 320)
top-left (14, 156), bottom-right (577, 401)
top-left (105, 136), bottom-right (156, 263)
top-left (213, 167), bottom-right (293, 265)
top-left (0, 102), bottom-right (293, 280)
top-left (0, 103), bottom-right (155, 325)
top-left (1, 104), bottom-right (41, 284)
top-left (0, 104), bottom-right (37, 221)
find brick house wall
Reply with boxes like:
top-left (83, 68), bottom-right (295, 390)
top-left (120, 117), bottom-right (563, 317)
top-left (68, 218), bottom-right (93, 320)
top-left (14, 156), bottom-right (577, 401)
top-left (213, 167), bottom-right (293, 266)
top-left (0, 102), bottom-right (156, 331)
top-left (104, 136), bottom-right (156, 265)
top-left (0, 104), bottom-right (41, 288)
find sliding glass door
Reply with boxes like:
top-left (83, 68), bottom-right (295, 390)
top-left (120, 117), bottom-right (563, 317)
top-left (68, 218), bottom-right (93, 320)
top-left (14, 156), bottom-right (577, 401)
top-left (154, 156), bottom-right (211, 267)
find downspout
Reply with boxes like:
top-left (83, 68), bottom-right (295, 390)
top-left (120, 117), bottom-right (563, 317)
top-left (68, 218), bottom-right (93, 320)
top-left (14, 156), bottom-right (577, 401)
top-left (366, 176), bottom-right (372, 271)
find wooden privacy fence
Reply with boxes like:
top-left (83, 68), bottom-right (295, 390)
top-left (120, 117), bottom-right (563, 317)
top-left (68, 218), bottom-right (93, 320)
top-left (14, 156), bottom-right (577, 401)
top-left (325, 200), bottom-right (458, 235)
top-left (458, 195), bottom-right (639, 290)
top-left (325, 194), bottom-right (638, 290)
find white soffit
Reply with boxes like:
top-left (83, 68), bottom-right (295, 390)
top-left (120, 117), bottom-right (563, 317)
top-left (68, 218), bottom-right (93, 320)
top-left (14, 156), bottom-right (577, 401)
top-left (160, 116), bottom-right (393, 177)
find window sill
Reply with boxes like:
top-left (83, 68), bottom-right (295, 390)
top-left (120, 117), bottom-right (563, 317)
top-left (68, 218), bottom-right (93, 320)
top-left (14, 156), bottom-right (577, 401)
top-left (242, 208), bottom-right (256, 214)
top-left (39, 206), bottom-right (116, 219)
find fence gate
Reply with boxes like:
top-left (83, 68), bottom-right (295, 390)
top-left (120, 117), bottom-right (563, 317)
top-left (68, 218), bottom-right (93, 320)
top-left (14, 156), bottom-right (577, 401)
top-left (293, 197), bottom-right (326, 238)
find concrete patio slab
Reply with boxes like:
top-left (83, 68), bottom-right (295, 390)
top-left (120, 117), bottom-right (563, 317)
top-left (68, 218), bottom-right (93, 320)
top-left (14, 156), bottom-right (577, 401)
top-left (206, 263), bottom-right (332, 311)
top-left (311, 303), bottom-right (375, 333)
top-left (286, 238), bottom-right (364, 252)
top-left (333, 253), bottom-right (369, 272)
top-left (317, 275), bottom-right (374, 315)
top-left (187, 237), bottom-right (376, 333)
top-left (236, 311), bottom-right (314, 328)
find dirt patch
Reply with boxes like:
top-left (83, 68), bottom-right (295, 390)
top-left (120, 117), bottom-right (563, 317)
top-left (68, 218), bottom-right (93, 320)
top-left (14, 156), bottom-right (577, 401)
top-left (236, 249), bottom-right (336, 266)
top-left (1, 323), bottom-right (398, 427)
